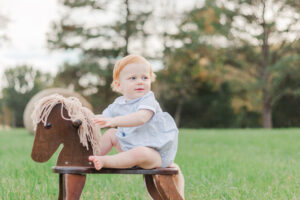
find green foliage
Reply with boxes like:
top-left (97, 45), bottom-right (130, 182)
top-left (48, 0), bottom-right (157, 112)
top-left (273, 95), bottom-right (300, 127)
top-left (161, 0), bottom-right (300, 128)
top-left (220, 0), bottom-right (300, 127)
top-left (159, 0), bottom-right (237, 126)
top-left (0, 1), bottom-right (299, 129)
top-left (1, 65), bottom-right (52, 127)
top-left (53, 61), bottom-right (117, 112)
top-left (161, 82), bottom-right (237, 128)
top-left (272, 66), bottom-right (300, 127)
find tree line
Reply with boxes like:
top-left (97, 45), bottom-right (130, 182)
top-left (1, 0), bottom-right (300, 128)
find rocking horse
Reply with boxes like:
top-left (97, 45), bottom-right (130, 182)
top-left (31, 94), bottom-right (183, 200)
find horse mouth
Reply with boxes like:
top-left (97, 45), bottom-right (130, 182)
top-left (31, 136), bottom-right (60, 163)
top-left (31, 151), bottom-right (49, 163)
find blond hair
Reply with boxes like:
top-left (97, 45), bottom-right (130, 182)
top-left (111, 54), bottom-right (156, 92)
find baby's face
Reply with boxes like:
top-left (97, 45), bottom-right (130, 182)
top-left (118, 62), bottom-right (151, 100)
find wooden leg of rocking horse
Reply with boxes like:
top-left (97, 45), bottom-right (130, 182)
top-left (58, 174), bottom-right (65, 200)
top-left (144, 175), bottom-right (163, 200)
top-left (153, 175), bottom-right (183, 200)
top-left (65, 174), bottom-right (86, 200)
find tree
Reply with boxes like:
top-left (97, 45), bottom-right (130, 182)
top-left (163, 0), bottom-right (300, 128)
top-left (1, 66), bottom-right (52, 127)
top-left (220, 0), bottom-right (300, 128)
top-left (48, 0), bottom-right (158, 111)
top-left (159, 1), bottom-right (235, 126)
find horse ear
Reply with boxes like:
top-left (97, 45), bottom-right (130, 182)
top-left (72, 119), bottom-right (82, 128)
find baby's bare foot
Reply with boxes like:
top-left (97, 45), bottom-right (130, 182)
top-left (89, 156), bottom-right (104, 170)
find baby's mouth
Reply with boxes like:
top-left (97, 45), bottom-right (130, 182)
top-left (135, 88), bottom-right (144, 91)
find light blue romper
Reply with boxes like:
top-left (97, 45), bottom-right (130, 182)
top-left (102, 91), bottom-right (178, 167)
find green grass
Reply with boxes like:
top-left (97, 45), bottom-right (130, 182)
top-left (1, 128), bottom-right (300, 199)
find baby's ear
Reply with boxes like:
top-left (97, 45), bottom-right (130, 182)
top-left (114, 80), bottom-right (121, 89)
top-left (111, 80), bottom-right (121, 92)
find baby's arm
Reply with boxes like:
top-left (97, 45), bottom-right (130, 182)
top-left (94, 110), bottom-right (153, 128)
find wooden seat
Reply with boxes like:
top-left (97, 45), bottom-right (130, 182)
top-left (53, 166), bottom-right (182, 200)
top-left (52, 166), bottom-right (178, 175)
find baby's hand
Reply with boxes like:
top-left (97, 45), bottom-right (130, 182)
top-left (94, 116), bottom-right (116, 128)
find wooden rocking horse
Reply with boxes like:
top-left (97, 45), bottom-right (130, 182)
top-left (31, 94), bottom-right (183, 200)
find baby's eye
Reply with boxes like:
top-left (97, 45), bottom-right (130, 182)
top-left (130, 77), bottom-right (136, 80)
top-left (142, 76), bottom-right (148, 80)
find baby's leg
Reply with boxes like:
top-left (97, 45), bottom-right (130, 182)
top-left (89, 146), bottom-right (162, 170)
top-left (169, 163), bottom-right (185, 199)
top-left (99, 128), bottom-right (122, 155)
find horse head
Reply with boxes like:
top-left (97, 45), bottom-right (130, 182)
top-left (31, 103), bottom-right (93, 166)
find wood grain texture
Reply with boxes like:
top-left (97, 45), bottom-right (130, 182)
top-left (144, 175), bottom-right (163, 200)
top-left (154, 175), bottom-right (183, 200)
top-left (53, 166), bottom-right (178, 175)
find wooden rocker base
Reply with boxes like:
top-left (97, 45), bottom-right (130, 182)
top-left (52, 166), bottom-right (183, 200)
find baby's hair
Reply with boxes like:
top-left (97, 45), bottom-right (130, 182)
top-left (111, 54), bottom-right (156, 92)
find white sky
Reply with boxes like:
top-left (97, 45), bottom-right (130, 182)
top-left (0, 0), bottom-right (78, 84)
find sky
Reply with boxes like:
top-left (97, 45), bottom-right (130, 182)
top-left (0, 0), bottom-right (78, 83)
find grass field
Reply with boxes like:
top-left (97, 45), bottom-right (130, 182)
top-left (1, 128), bottom-right (300, 199)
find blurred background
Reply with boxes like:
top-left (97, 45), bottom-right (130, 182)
top-left (1, 0), bottom-right (300, 130)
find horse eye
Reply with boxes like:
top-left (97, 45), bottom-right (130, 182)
top-left (45, 122), bottom-right (52, 129)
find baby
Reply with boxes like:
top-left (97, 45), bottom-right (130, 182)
top-left (89, 54), bottom-right (184, 197)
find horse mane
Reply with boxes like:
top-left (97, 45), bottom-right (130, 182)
top-left (31, 94), bottom-right (101, 156)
